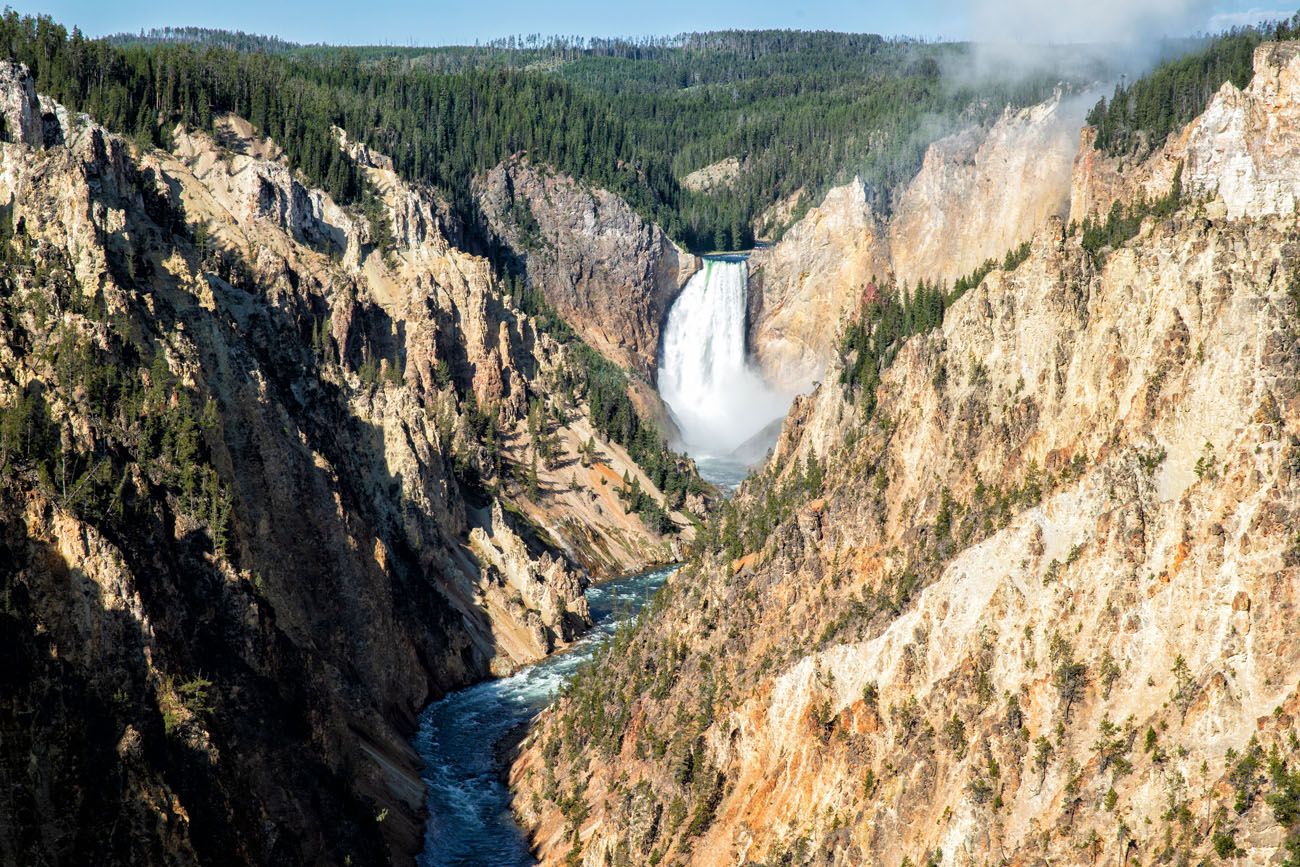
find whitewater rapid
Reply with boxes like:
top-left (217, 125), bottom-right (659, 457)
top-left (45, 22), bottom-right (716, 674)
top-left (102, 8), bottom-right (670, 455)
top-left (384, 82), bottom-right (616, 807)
top-left (658, 255), bottom-right (788, 481)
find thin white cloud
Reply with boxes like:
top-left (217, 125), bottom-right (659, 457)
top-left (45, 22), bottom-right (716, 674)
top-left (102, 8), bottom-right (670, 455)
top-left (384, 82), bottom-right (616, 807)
top-left (951, 0), bottom-right (1225, 89)
top-left (1207, 7), bottom-right (1294, 30)
top-left (968, 0), bottom-right (1215, 45)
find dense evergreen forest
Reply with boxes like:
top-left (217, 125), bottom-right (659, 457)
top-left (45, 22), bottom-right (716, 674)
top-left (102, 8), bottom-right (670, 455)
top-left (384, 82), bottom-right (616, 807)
top-left (283, 31), bottom-right (1094, 246)
top-left (550, 34), bottom-right (1076, 246)
top-left (108, 26), bottom-right (301, 55)
top-left (36, 10), bottom-right (1298, 255)
top-left (28, 14), bottom-right (1300, 251)
top-left (26, 14), bottom-right (1090, 253)
top-left (0, 13), bottom-right (675, 243)
top-left (1087, 14), bottom-right (1300, 156)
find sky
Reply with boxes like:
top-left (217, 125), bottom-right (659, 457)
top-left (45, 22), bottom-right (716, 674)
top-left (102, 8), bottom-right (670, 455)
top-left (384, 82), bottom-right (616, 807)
top-left (6, 0), bottom-right (1296, 46)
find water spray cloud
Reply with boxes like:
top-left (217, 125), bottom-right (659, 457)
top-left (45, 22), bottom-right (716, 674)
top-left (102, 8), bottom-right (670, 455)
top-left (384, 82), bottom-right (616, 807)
top-left (956, 0), bottom-right (1221, 85)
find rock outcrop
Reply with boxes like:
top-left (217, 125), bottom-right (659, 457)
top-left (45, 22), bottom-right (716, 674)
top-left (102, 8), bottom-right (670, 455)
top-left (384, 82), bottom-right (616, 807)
top-left (172, 125), bottom-right (366, 265)
top-left (1181, 41), bottom-right (1300, 218)
top-left (475, 156), bottom-right (697, 381)
top-left (681, 156), bottom-right (742, 192)
top-left (511, 44), bottom-right (1300, 867)
top-left (0, 61), bottom-right (42, 146)
top-left (888, 93), bottom-right (1081, 285)
top-left (1066, 124), bottom-right (1184, 223)
top-left (747, 180), bottom-right (890, 391)
top-left (469, 501), bottom-right (591, 666)
top-left (747, 94), bottom-right (1083, 393)
top-left (1070, 43), bottom-right (1300, 225)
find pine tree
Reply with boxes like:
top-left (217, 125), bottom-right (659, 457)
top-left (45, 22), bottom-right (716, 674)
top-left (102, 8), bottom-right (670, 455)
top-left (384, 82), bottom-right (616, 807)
top-left (805, 452), bottom-right (823, 494)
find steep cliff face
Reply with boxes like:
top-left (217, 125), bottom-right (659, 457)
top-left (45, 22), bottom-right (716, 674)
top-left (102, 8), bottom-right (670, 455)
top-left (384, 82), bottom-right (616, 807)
top-left (162, 119), bottom-right (669, 660)
top-left (1071, 43), bottom-right (1300, 225)
top-left (1067, 125), bottom-right (1183, 224)
top-left (0, 66), bottom-right (691, 867)
top-left (0, 61), bottom-right (42, 145)
top-left (1181, 42), bottom-right (1300, 218)
top-left (511, 45), bottom-right (1300, 867)
top-left (747, 181), bottom-right (890, 391)
top-left (748, 94), bottom-right (1082, 394)
top-left (888, 94), bottom-right (1082, 286)
top-left (475, 156), bottom-right (697, 382)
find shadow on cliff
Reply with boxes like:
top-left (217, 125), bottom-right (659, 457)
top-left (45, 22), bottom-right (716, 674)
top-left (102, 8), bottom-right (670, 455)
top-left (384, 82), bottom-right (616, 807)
top-left (62, 142), bottom-right (507, 863)
top-left (0, 500), bottom-right (401, 866)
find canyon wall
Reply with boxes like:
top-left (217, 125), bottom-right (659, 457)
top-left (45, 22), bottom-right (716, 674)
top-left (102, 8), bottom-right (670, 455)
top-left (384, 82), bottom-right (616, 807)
top-left (888, 94), bottom-right (1082, 286)
top-left (0, 65), bottom-right (693, 867)
top-left (512, 43), bottom-right (1300, 867)
top-left (748, 93), bottom-right (1083, 393)
top-left (475, 156), bottom-right (697, 382)
top-left (746, 181), bottom-right (890, 392)
top-left (1072, 41), bottom-right (1300, 225)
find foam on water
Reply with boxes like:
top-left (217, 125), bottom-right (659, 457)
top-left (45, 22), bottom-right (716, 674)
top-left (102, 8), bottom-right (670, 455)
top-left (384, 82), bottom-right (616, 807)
top-left (416, 566), bottom-right (673, 866)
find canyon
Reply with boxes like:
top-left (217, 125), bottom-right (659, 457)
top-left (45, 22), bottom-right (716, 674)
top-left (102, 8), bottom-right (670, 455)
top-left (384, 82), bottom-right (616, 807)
top-left (748, 92), bottom-right (1085, 393)
top-left (0, 62), bottom-right (699, 866)
top-left (3, 17), bottom-right (1300, 867)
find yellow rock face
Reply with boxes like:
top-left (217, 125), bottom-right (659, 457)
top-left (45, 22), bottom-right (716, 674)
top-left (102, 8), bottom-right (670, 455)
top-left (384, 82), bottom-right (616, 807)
top-left (748, 93), bottom-right (1083, 396)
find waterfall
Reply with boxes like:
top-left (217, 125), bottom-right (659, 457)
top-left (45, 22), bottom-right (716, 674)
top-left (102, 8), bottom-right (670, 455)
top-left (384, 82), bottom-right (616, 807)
top-left (658, 256), bottom-right (788, 463)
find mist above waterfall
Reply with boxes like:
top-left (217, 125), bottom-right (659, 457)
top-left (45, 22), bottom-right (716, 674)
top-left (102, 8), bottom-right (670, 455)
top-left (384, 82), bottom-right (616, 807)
top-left (658, 257), bottom-right (791, 460)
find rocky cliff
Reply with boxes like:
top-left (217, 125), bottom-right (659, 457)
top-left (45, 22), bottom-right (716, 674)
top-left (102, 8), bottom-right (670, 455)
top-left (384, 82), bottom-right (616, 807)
top-left (511, 44), bottom-right (1300, 867)
top-left (888, 94), bottom-right (1082, 286)
top-left (747, 181), bottom-right (890, 392)
top-left (0, 63), bottom-right (693, 867)
top-left (1072, 42), bottom-right (1300, 225)
top-left (475, 156), bottom-right (697, 382)
top-left (748, 94), bottom-right (1083, 393)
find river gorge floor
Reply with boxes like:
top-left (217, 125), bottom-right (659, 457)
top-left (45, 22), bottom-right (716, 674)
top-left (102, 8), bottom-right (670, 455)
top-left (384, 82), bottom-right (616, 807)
top-left (415, 566), bottom-right (674, 865)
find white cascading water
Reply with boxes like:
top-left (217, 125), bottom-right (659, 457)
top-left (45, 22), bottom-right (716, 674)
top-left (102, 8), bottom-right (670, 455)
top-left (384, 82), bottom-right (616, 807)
top-left (658, 256), bottom-right (789, 475)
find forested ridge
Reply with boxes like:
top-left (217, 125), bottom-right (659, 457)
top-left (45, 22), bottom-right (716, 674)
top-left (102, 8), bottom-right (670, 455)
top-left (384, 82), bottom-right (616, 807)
top-left (0, 13), bottom-right (674, 244)
top-left (1088, 14), bottom-right (1300, 156)
top-left (107, 26), bottom-right (301, 55)
top-left (32, 14), bottom-right (1083, 252)
top-left (34, 14), bottom-right (1300, 252)
top-left (291, 31), bottom-right (1087, 246)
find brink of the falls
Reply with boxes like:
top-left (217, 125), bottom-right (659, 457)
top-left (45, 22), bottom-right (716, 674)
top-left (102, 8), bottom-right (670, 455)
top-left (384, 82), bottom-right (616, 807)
top-left (658, 255), bottom-right (790, 482)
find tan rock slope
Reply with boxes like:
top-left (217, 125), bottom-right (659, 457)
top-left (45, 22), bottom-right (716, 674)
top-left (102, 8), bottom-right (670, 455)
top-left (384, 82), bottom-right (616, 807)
top-left (511, 44), bottom-right (1300, 866)
top-left (1073, 41), bottom-right (1300, 224)
top-left (748, 93), bottom-right (1084, 393)
top-left (888, 94), bottom-right (1081, 286)
top-left (747, 181), bottom-right (890, 392)
top-left (0, 63), bottom-right (693, 866)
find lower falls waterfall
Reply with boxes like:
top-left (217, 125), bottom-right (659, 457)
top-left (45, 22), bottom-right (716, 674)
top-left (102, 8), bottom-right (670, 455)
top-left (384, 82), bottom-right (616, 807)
top-left (658, 255), bottom-right (790, 486)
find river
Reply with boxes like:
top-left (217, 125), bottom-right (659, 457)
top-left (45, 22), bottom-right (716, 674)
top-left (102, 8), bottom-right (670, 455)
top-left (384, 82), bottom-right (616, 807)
top-left (415, 565), bottom-right (674, 866)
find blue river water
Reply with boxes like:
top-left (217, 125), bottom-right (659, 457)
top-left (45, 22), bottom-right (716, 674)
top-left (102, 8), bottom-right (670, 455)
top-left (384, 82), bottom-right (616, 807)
top-left (415, 566), bottom-right (674, 866)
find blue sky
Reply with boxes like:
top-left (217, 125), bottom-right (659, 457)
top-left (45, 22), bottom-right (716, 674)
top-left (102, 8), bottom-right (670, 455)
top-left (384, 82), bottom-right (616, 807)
top-left (7, 0), bottom-right (1296, 46)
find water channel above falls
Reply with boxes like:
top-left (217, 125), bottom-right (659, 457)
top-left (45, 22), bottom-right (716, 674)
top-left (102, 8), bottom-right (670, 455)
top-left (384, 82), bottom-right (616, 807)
top-left (415, 566), bottom-right (673, 866)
